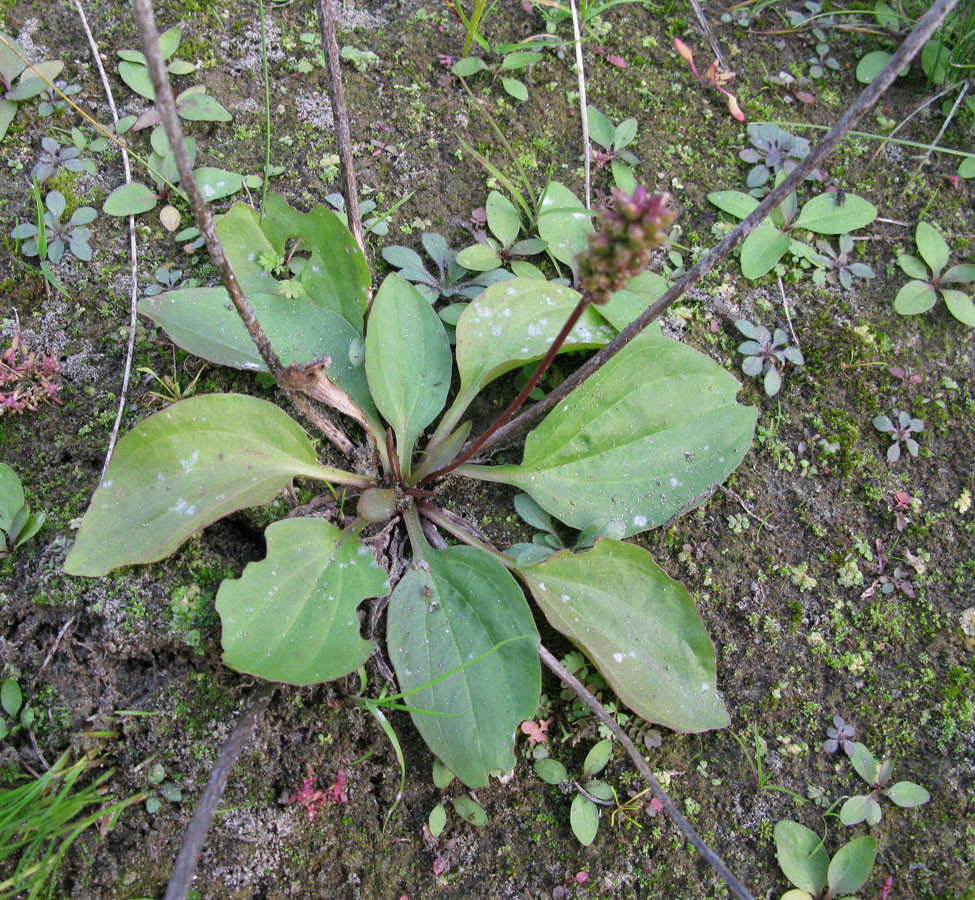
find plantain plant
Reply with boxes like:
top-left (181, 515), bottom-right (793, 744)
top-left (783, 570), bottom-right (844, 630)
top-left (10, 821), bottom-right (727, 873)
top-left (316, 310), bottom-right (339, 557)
top-left (63, 179), bottom-right (757, 787)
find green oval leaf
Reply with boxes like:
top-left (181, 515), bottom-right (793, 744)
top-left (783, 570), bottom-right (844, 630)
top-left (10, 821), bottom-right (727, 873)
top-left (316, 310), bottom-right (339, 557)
top-left (534, 758), bottom-right (569, 784)
top-left (897, 253), bottom-right (929, 280)
top-left (194, 167), bottom-right (243, 201)
top-left (774, 820), bottom-right (828, 895)
top-left (103, 182), bottom-right (158, 217)
top-left (582, 739), bottom-right (612, 778)
top-left (708, 190), bottom-right (759, 220)
top-left (537, 182), bottom-right (592, 274)
top-left (428, 802), bottom-right (447, 837)
top-left (586, 105), bottom-right (616, 149)
top-left (432, 760), bottom-right (455, 789)
top-left (741, 222), bottom-right (790, 279)
top-left (856, 50), bottom-right (892, 83)
top-left (942, 289), bottom-right (975, 327)
top-left (959, 155), bottom-right (975, 178)
top-left (486, 190), bottom-right (521, 249)
top-left (570, 794), bottom-right (599, 845)
top-left (894, 280), bottom-right (937, 315)
top-left (64, 395), bottom-right (348, 576)
top-left (0, 463), bottom-right (26, 535)
top-left (456, 242), bottom-right (502, 271)
top-left (118, 60), bottom-right (155, 100)
top-left (435, 278), bottom-right (613, 440)
top-left (792, 193), bottom-right (877, 234)
top-left (501, 77), bottom-right (528, 101)
top-left (915, 221), bottom-right (949, 275)
top-left (176, 91), bottom-right (232, 122)
top-left (386, 546), bottom-right (541, 788)
top-left (0, 33), bottom-right (28, 84)
top-left (885, 780), bottom-right (930, 807)
top-left (518, 540), bottom-right (728, 732)
top-left (828, 836), bottom-right (877, 895)
top-left (1, 678), bottom-right (22, 718)
top-left (365, 274), bottom-right (451, 468)
top-left (452, 57), bottom-right (488, 77)
top-left (157, 25), bottom-right (183, 61)
top-left (462, 333), bottom-right (756, 536)
top-left (451, 796), bottom-right (488, 826)
top-left (850, 742), bottom-right (879, 784)
top-left (217, 519), bottom-right (388, 684)
top-left (593, 271), bottom-right (669, 331)
top-left (839, 793), bottom-right (878, 825)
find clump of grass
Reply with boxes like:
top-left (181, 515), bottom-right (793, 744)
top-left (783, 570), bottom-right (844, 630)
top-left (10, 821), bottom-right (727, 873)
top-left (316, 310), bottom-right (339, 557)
top-left (0, 751), bottom-right (144, 899)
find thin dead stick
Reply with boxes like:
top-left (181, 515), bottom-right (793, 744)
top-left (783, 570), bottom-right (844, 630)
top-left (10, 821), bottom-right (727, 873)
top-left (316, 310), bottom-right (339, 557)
top-left (132, 0), bottom-right (354, 456)
top-left (539, 644), bottom-right (756, 900)
top-left (917, 79), bottom-right (969, 173)
top-left (777, 275), bottom-right (799, 349)
top-left (481, 0), bottom-right (959, 455)
top-left (72, 0), bottom-right (140, 478)
top-left (164, 686), bottom-right (275, 900)
top-left (568, 0), bottom-right (590, 212)
top-left (314, 0), bottom-right (365, 256)
top-left (688, 0), bottom-right (726, 69)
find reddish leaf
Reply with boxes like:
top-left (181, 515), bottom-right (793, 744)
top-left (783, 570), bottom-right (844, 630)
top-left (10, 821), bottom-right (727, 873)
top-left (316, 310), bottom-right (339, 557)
top-left (796, 90), bottom-right (816, 104)
top-left (607, 54), bottom-right (627, 68)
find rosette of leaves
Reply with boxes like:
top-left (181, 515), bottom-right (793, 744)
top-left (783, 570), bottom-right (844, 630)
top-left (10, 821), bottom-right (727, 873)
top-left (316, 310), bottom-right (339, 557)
top-left (839, 742), bottom-right (930, 826)
top-left (774, 819), bottom-right (877, 900)
top-left (872, 410), bottom-right (924, 462)
top-left (708, 180), bottom-right (877, 279)
top-left (739, 124), bottom-right (810, 191)
top-left (811, 233), bottom-right (875, 290)
top-left (451, 49), bottom-right (541, 103)
top-left (586, 106), bottom-right (639, 194)
top-left (11, 190), bottom-right (96, 263)
top-left (735, 319), bottom-right (804, 397)
top-left (894, 222), bottom-right (975, 326)
top-left (0, 32), bottom-right (64, 141)
top-left (533, 739), bottom-right (614, 846)
top-left (37, 78), bottom-right (81, 116)
top-left (455, 190), bottom-right (547, 273)
top-left (381, 232), bottom-right (506, 308)
top-left (67, 190), bottom-right (757, 789)
top-left (31, 135), bottom-right (96, 181)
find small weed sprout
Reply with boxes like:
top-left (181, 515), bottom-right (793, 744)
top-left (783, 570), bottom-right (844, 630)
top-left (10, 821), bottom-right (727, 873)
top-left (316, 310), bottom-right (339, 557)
top-left (31, 135), bottom-right (95, 181)
top-left (0, 332), bottom-right (63, 414)
top-left (735, 319), bottom-right (804, 396)
top-left (839, 742), bottom-right (930, 826)
top-left (812, 233), bottom-right (876, 290)
top-left (739, 124), bottom-right (810, 191)
top-left (11, 189), bottom-right (96, 263)
top-left (823, 713), bottom-right (856, 756)
top-left (872, 410), bottom-right (924, 461)
top-left (894, 222), bottom-right (975, 326)
top-left (0, 464), bottom-right (45, 561)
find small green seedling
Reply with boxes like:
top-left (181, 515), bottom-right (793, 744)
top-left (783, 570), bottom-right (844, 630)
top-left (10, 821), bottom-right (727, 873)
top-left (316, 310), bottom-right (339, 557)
top-left (774, 819), bottom-right (877, 900)
top-left (838, 742), bottom-right (930, 826)
top-left (586, 106), bottom-right (639, 193)
top-left (811, 234), bottom-right (876, 290)
top-left (505, 492), bottom-right (625, 565)
top-left (451, 49), bottom-right (542, 103)
top-left (0, 675), bottom-right (35, 739)
top-left (0, 463), bottom-right (45, 561)
top-left (735, 320), bottom-right (804, 397)
top-left (455, 190), bottom-right (547, 272)
top-left (533, 739), bottom-right (615, 846)
top-left (872, 410), bottom-right (924, 462)
top-left (709, 176), bottom-right (877, 280)
top-left (894, 222), bottom-right (975, 327)
top-left (11, 188), bottom-right (96, 263)
top-left (144, 762), bottom-right (182, 814)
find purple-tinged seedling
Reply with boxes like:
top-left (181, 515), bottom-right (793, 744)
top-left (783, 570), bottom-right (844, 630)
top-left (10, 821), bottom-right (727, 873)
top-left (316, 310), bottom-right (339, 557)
top-left (872, 410), bottom-right (924, 461)
top-left (823, 714), bottom-right (856, 756)
top-left (739, 124), bottom-right (810, 191)
top-left (734, 319), bottom-right (804, 397)
top-left (674, 38), bottom-right (745, 122)
top-left (812, 233), bottom-right (875, 290)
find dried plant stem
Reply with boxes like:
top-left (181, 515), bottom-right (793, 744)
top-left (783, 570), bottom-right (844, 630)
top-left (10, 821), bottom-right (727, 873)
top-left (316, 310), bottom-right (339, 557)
top-left (314, 0), bottom-right (365, 256)
top-left (164, 686), bottom-right (275, 900)
top-left (689, 0), bottom-right (727, 69)
top-left (131, 0), bottom-right (354, 456)
top-left (482, 0), bottom-right (959, 454)
top-left (539, 644), bottom-right (756, 900)
top-left (72, 0), bottom-right (140, 479)
top-left (568, 0), bottom-right (590, 211)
